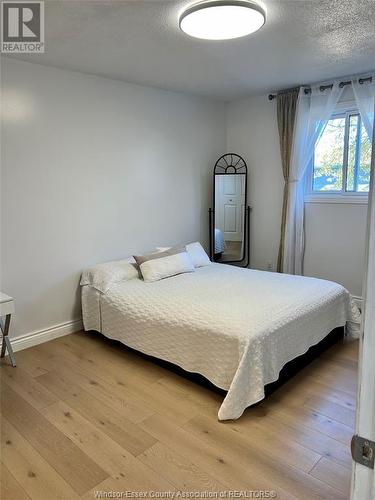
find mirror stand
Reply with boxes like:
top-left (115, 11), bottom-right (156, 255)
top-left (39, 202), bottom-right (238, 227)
top-left (209, 205), bottom-right (251, 267)
top-left (208, 153), bottom-right (251, 268)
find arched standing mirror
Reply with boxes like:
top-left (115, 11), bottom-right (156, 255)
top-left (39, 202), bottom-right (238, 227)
top-left (209, 153), bottom-right (250, 266)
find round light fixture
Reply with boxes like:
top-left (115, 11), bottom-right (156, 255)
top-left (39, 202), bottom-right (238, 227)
top-left (179, 0), bottom-right (266, 40)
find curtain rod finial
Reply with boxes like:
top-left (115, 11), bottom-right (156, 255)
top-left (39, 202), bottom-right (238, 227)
top-left (268, 94), bottom-right (276, 101)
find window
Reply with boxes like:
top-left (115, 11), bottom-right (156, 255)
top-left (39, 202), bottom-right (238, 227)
top-left (309, 107), bottom-right (372, 200)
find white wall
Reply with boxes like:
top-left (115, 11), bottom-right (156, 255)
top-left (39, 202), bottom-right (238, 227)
top-left (226, 94), bottom-right (368, 297)
top-left (1, 58), bottom-right (226, 338)
top-left (304, 202), bottom-right (367, 297)
top-left (226, 95), bottom-right (284, 272)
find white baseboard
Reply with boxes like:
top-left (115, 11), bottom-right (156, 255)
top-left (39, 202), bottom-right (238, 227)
top-left (351, 295), bottom-right (364, 312)
top-left (4, 318), bottom-right (83, 353)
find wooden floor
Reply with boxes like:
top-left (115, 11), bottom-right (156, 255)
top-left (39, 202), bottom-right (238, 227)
top-left (1, 331), bottom-right (358, 500)
top-left (219, 241), bottom-right (242, 261)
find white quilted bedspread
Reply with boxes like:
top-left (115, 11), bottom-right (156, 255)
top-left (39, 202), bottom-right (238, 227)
top-left (83, 263), bottom-right (359, 420)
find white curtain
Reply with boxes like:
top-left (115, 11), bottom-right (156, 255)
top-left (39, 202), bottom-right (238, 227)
top-left (352, 74), bottom-right (375, 139)
top-left (283, 81), bottom-right (345, 274)
top-left (283, 75), bottom-right (375, 275)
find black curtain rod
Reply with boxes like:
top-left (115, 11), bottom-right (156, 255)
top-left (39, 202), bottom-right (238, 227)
top-left (268, 76), bottom-right (373, 101)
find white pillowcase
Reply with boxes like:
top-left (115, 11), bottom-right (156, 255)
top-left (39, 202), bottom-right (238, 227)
top-left (186, 241), bottom-right (211, 267)
top-left (134, 247), bottom-right (195, 283)
top-left (156, 242), bottom-right (211, 268)
top-left (80, 257), bottom-right (139, 293)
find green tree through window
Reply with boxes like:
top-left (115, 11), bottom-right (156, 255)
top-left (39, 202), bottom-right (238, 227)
top-left (312, 111), bottom-right (372, 193)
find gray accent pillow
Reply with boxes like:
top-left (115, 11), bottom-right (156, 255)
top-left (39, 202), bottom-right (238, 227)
top-left (134, 246), bottom-right (195, 282)
top-left (134, 246), bottom-right (185, 266)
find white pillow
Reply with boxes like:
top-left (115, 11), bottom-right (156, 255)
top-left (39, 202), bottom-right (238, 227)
top-left (186, 242), bottom-right (211, 268)
top-left (134, 246), bottom-right (195, 283)
top-left (156, 242), bottom-right (211, 268)
top-left (80, 257), bottom-right (139, 293)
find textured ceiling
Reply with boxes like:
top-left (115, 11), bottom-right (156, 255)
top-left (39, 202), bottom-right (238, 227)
top-left (7, 0), bottom-right (375, 100)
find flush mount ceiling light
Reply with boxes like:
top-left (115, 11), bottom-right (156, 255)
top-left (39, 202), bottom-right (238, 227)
top-left (179, 0), bottom-right (266, 40)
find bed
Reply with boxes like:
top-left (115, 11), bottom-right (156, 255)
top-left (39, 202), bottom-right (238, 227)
top-left (81, 262), bottom-right (360, 420)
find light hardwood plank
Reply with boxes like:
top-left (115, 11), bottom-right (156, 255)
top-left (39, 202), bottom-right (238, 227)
top-left (36, 369), bottom-right (156, 456)
top-left (36, 345), bottom-right (204, 425)
top-left (41, 401), bottom-right (175, 491)
top-left (321, 350), bottom-right (358, 371)
top-left (303, 394), bottom-right (356, 428)
top-left (262, 401), bottom-right (353, 446)
top-left (310, 457), bottom-right (351, 494)
top-left (146, 414), bottom-right (300, 499)
top-left (182, 414), bottom-right (346, 500)
top-left (1, 365), bottom-right (58, 410)
top-left (323, 340), bottom-right (359, 363)
top-left (42, 333), bottom-right (166, 386)
top-left (56, 345), bottom-right (208, 423)
top-left (1, 384), bottom-right (108, 495)
top-left (266, 374), bottom-right (357, 412)
top-left (140, 413), bottom-right (339, 500)
top-left (51, 331), bottom-right (109, 357)
top-left (138, 441), bottom-right (227, 491)
top-left (185, 413), bottom-right (321, 474)
top-left (1, 419), bottom-right (80, 500)
top-left (12, 350), bottom-right (49, 378)
top-left (1, 464), bottom-right (31, 500)
top-left (300, 362), bottom-right (358, 396)
top-left (157, 372), bottom-right (223, 411)
top-left (228, 405), bottom-right (352, 468)
top-left (28, 347), bottom-right (155, 423)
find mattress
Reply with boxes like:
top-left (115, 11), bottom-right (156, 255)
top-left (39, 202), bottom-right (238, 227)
top-left (81, 263), bottom-right (360, 420)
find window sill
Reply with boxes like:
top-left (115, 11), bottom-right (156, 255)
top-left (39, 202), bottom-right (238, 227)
top-left (305, 194), bottom-right (368, 205)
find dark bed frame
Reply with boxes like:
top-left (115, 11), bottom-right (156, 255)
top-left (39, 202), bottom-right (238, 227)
top-left (93, 326), bottom-right (344, 401)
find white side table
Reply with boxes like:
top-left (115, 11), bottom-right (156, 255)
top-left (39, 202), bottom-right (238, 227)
top-left (0, 293), bottom-right (16, 367)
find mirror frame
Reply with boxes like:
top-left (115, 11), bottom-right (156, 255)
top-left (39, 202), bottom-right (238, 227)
top-left (210, 153), bottom-right (249, 265)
